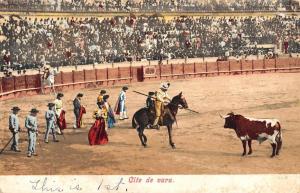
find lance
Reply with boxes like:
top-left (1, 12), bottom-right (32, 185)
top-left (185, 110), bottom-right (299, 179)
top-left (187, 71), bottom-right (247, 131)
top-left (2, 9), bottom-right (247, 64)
top-left (0, 136), bottom-right (13, 155)
top-left (132, 90), bottom-right (201, 114)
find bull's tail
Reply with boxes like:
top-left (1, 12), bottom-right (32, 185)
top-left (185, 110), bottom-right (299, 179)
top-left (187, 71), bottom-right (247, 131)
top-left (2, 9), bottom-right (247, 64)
top-left (276, 122), bottom-right (283, 155)
top-left (277, 122), bottom-right (283, 141)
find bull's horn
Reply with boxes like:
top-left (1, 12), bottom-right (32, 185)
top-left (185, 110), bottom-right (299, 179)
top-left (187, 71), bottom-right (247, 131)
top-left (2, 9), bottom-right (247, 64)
top-left (218, 112), bottom-right (228, 119)
top-left (218, 112), bottom-right (224, 119)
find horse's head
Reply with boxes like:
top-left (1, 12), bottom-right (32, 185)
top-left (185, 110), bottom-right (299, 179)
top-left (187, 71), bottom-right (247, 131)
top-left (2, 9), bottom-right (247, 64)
top-left (172, 92), bottom-right (188, 109)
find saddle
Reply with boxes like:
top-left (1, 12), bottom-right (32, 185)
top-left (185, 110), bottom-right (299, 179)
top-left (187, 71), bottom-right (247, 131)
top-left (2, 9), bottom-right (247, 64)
top-left (147, 105), bottom-right (175, 125)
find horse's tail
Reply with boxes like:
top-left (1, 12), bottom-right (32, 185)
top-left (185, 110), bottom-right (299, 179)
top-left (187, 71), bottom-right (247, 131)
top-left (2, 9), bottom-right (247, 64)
top-left (132, 113), bottom-right (138, 129)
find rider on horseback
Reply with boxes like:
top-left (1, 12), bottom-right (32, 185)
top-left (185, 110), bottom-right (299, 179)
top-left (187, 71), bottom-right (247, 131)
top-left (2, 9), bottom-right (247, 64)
top-left (152, 82), bottom-right (172, 129)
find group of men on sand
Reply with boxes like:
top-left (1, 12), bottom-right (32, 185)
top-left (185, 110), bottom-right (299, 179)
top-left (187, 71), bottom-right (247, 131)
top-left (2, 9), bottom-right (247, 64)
top-left (8, 93), bottom-right (67, 157)
top-left (7, 82), bottom-right (172, 156)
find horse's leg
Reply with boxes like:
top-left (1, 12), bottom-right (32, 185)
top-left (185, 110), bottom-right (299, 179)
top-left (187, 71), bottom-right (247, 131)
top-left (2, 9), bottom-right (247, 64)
top-left (138, 126), bottom-right (147, 147)
top-left (167, 125), bottom-right (176, 149)
top-left (143, 133), bottom-right (147, 144)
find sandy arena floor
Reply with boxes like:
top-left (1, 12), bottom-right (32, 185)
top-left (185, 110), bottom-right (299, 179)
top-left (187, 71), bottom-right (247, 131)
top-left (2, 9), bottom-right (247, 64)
top-left (0, 73), bottom-right (299, 175)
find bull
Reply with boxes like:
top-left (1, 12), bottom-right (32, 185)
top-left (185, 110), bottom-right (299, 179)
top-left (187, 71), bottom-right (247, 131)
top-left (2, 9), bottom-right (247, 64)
top-left (220, 112), bottom-right (283, 158)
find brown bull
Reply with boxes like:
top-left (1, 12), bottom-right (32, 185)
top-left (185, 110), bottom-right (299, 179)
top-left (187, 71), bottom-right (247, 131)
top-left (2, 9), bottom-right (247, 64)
top-left (220, 112), bottom-right (283, 158)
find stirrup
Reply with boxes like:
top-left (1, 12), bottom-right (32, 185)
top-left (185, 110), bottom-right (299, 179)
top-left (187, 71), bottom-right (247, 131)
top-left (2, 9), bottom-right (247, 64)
top-left (151, 125), bottom-right (160, 130)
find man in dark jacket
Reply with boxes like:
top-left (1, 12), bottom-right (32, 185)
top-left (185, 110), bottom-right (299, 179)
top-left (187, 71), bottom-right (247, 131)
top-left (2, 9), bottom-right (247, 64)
top-left (73, 93), bottom-right (85, 128)
top-left (146, 91), bottom-right (155, 111)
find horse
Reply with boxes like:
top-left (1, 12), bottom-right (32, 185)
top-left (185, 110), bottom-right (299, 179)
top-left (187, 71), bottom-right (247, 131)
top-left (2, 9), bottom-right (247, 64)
top-left (132, 92), bottom-right (188, 149)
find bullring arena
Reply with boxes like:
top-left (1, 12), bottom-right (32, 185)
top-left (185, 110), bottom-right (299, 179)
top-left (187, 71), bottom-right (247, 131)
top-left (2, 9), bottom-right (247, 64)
top-left (1, 0), bottom-right (300, 177)
top-left (0, 58), bottom-right (300, 175)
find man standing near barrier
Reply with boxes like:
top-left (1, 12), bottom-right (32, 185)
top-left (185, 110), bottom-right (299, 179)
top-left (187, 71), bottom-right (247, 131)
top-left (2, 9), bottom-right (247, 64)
top-left (44, 103), bottom-right (59, 144)
top-left (25, 108), bottom-right (39, 157)
top-left (47, 66), bottom-right (56, 95)
top-left (9, 107), bottom-right (21, 152)
top-left (115, 86), bottom-right (129, 120)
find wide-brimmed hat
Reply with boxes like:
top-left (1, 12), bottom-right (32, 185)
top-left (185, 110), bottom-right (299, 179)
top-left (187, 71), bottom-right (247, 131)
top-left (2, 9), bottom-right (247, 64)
top-left (30, 108), bottom-right (39, 113)
top-left (57, 93), bottom-right (64, 98)
top-left (47, 103), bottom-right (55, 107)
top-left (100, 90), bottom-right (106, 94)
top-left (77, 93), bottom-right (84, 97)
top-left (103, 95), bottom-right (109, 100)
top-left (122, 86), bottom-right (128, 91)
top-left (148, 92), bottom-right (155, 96)
top-left (160, 82), bottom-right (170, 90)
top-left (11, 106), bottom-right (21, 111)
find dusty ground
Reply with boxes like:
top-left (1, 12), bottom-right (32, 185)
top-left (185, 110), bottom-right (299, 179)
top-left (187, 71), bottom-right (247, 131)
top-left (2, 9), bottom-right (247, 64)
top-left (0, 73), bottom-right (299, 175)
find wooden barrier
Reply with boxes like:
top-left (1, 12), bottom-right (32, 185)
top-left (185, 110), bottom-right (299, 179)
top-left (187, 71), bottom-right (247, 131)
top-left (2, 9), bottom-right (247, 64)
top-left (240, 60), bottom-right (253, 73)
top-left (194, 63), bottom-right (206, 76)
top-left (1, 58), bottom-right (300, 100)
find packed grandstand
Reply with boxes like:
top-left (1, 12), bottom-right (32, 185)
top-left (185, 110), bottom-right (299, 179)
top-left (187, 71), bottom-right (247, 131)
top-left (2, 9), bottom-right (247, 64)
top-left (0, 0), bottom-right (298, 12)
top-left (0, 0), bottom-right (299, 76)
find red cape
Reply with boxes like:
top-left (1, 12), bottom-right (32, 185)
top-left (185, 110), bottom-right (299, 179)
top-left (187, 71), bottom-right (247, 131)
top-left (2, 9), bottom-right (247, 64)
top-left (88, 118), bottom-right (108, 145)
top-left (77, 106), bottom-right (86, 128)
top-left (57, 110), bottom-right (66, 130)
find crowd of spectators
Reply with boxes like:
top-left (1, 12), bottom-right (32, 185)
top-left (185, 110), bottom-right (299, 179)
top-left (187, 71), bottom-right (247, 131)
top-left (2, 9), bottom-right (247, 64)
top-left (0, 0), bottom-right (298, 12)
top-left (0, 14), bottom-right (299, 73)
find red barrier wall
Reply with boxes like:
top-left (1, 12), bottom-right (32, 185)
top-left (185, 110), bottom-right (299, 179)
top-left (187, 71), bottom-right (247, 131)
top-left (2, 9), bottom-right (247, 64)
top-left (14, 76), bottom-right (26, 90)
top-left (160, 64), bottom-right (172, 80)
top-left (84, 69), bottom-right (96, 82)
top-left (207, 62), bottom-right (218, 74)
top-left (253, 60), bottom-right (264, 72)
top-left (1, 58), bottom-right (300, 100)
top-left (2, 77), bottom-right (14, 92)
top-left (218, 61), bottom-right (229, 73)
top-left (265, 59), bottom-right (275, 70)
top-left (54, 72), bottom-right (62, 85)
top-left (195, 63), bottom-right (206, 75)
top-left (276, 58), bottom-right (288, 69)
top-left (95, 69), bottom-right (107, 81)
top-left (184, 63), bottom-right (195, 74)
top-left (61, 71), bottom-right (73, 84)
top-left (25, 75), bottom-right (40, 89)
top-left (241, 60), bottom-right (253, 72)
top-left (229, 60), bottom-right (241, 73)
top-left (290, 58), bottom-right (299, 68)
top-left (119, 66), bottom-right (132, 84)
